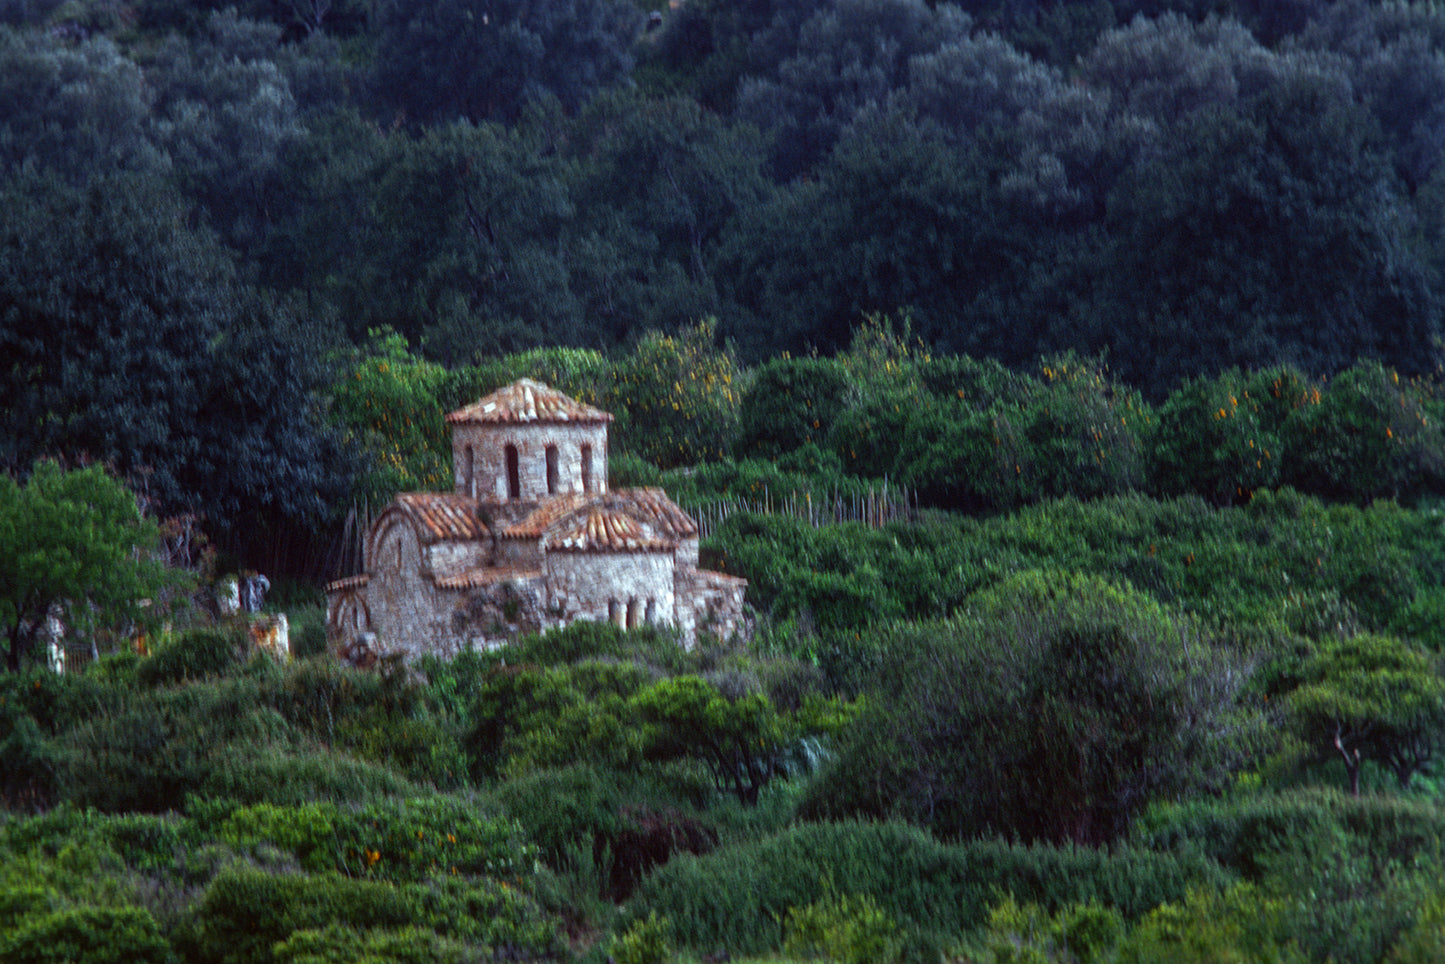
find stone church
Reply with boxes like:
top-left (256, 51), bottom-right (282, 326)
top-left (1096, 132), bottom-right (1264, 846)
top-left (325, 379), bottom-right (747, 658)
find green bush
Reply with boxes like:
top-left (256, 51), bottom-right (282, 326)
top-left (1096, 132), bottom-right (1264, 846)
top-left (627, 821), bottom-right (1229, 959)
top-left (272, 924), bottom-right (483, 964)
top-left (1281, 361), bottom-right (1445, 504)
top-left (176, 866), bottom-right (421, 964)
top-left (137, 627), bottom-right (248, 687)
top-left (1132, 789), bottom-right (1445, 881)
top-left (783, 891), bottom-right (902, 964)
top-left (603, 320), bottom-right (741, 468)
top-left (487, 764), bottom-right (714, 877)
top-left (611, 912), bottom-right (672, 964)
top-left (1150, 369), bottom-right (1284, 505)
top-left (289, 607), bottom-right (328, 660)
top-left (974, 897), bottom-right (1124, 964)
top-left (1115, 884), bottom-right (1306, 964)
top-left (0, 905), bottom-right (176, 964)
top-left (205, 795), bottom-right (535, 883)
top-left (801, 572), bottom-right (1267, 845)
top-left (735, 356), bottom-right (851, 459)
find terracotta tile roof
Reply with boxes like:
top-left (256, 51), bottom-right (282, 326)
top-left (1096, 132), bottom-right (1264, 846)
top-left (394, 493), bottom-right (489, 542)
top-left (446, 378), bottom-right (612, 425)
top-left (498, 493), bottom-right (593, 539)
top-left (549, 508), bottom-right (677, 553)
top-left (498, 489), bottom-right (699, 543)
top-left (616, 488), bottom-right (699, 540)
top-left (434, 567), bottom-right (543, 590)
top-left (325, 574), bottom-right (369, 593)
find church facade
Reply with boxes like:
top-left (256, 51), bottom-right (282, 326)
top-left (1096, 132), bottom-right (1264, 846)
top-left (325, 379), bottom-right (748, 658)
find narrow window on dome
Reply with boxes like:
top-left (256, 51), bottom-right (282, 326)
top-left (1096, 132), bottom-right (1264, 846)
top-left (506, 444), bottom-right (520, 499)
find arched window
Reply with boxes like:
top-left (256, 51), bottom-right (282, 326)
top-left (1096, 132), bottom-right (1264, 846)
top-left (609, 599), bottom-right (623, 627)
top-left (645, 598), bottom-right (657, 625)
top-left (463, 445), bottom-right (474, 497)
top-left (546, 444), bottom-right (559, 495)
top-left (580, 444), bottom-right (593, 493)
top-left (626, 599), bottom-right (641, 629)
top-left (505, 444), bottom-right (520, 499)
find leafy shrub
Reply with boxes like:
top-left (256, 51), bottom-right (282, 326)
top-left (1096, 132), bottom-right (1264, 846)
top-left (489, 765), bottom-right (716, 899)
top-left (204, 795), bottom-right (536, 883)
top-left (802, 572), bottom-right (1267, 844)
top-left (611, 912), bottom-right (672, 964)
top-left (1115, 884), bottom-right (1306, 964)
top-left (288, 607), bottom-right (328, 660)
top-left (1281, 361), bottom-right (1445, 504)
top-left (603, 320), bottom-right (741, 468)
top-left (324, 329), bottom-right (451, 506)
top-left (1132, 789), bottom-right (1445, 881)
top-left (175, 865), bottom-right (421, 964)
top-left (783, 891), bottom-right (902, 964)
top-left (272, 924), bottom-right (482, 964)
top-left (1150, 369), bottom-right (1284, 505)
top-left (974, 897), bottom-right (1123, 964)
top-left (917, 355), bottom-right (1035, 406)
top-left (628, 821), bottom-right (1229, 959)
top-left (137, 627), bottom-right (248, 687)
top-left (735, 356), bottom-right (851, 459)
top-left (0, 905), bottom-right (176, 964)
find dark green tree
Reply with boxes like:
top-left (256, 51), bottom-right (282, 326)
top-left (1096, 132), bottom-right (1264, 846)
top-left (0, 26), bottom-right (164, 183)
top-left (375, 0), bottom-right (642, 126)
top-left (733, 0), bottom-right (972, 178)
top-left (0, 171), bottom-right (349, 539)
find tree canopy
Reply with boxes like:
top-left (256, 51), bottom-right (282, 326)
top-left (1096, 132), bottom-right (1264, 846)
top-left (0, 461), bottom-right (182, 671)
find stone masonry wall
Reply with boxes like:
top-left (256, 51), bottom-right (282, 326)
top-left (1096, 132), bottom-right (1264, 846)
top-left (546, 550), bottom-right (675, 629)
top-left (451, 423), bottom-right (608, 501)
top-left (674, 567), bottom-right (748, 646)
top-left (427, 539), bottom-right (490, 579)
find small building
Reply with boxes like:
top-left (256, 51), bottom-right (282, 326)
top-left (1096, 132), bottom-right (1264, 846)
top-left (325, 379), bottom-right (747, 658)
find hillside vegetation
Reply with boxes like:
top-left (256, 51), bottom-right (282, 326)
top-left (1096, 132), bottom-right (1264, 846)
top-left (9, 1), bottom-right (1445, 961)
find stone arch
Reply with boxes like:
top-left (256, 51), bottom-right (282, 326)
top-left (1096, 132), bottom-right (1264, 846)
top-left (328, 591), bottom-right (372, 634)
top-left (365, 511), bottom-right (421, 572)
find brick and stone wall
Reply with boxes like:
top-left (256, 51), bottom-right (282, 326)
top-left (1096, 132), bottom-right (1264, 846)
top-left (451, 422), bottom-right (608, 501)
top-left (674, 567), bottom-right (748, 645)
top-left (427, 539), bottom-right (491, 578)
top-left (546, 549), bottom-right (675, 629)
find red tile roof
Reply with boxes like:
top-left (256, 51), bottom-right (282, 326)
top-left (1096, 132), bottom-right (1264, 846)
top-left (325, 574), bottom-right (369, 593)
top-left (617, 488), bottom-right (699, 540)
top-left (446, 378), bottom-right (612, 425)
top-left (498, 493), bottom-right (593, 539)
top-left (498, 489), bottom-right (698, 542)
top-left (433, 567), bottom-right (543, 590)
top-left (549, 508), bottom-right (676, 553)
top-left (394, 493), bottom-right (489, 542)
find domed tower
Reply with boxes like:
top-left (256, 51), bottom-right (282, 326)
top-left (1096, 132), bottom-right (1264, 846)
top-left (445, 378), bottom-right (611, 510)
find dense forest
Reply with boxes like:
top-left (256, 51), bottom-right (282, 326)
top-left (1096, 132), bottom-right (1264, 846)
top-left (9, 0), bottom-right (1445, 962)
